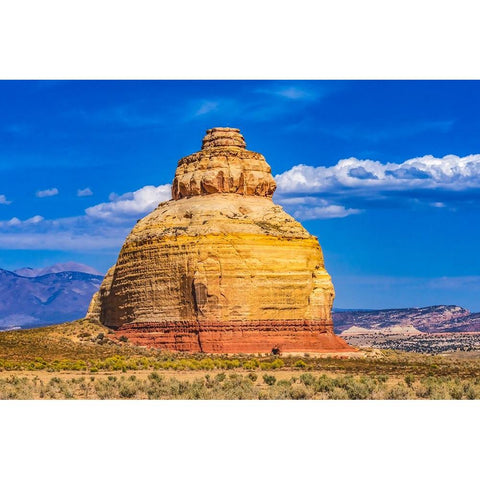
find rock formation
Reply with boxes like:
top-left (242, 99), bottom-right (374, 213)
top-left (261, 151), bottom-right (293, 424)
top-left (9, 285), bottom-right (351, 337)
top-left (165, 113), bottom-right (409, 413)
top-left (87, 127), bottom-right (353, 353)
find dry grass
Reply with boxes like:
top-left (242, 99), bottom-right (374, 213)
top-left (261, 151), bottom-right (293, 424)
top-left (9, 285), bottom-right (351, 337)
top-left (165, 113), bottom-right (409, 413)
top-left (1, 320), bottom-right (480, 399)
top-left (1, 370), bottom-right (480, 400)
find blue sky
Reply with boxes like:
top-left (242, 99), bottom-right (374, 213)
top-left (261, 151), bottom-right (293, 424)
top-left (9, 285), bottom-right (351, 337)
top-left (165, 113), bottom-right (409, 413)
top-left (1, 80), bottom-right (480, 310)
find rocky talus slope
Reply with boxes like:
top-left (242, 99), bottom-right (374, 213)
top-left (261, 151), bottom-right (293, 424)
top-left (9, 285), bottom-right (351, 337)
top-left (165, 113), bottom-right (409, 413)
top-left (87, 127), bottom-right (352, 353)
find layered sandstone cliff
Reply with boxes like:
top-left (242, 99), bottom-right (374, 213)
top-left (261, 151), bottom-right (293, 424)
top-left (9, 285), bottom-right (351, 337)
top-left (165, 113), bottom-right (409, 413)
top-left (87, 127), bottom-right (352, 353)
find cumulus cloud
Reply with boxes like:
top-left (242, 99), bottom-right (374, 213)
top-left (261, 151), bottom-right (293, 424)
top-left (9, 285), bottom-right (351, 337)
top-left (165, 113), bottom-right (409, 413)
top-left (275, 154), bottom-right (480, 215)
top-left (276, 154), bottom-right (480, 193)
top-left (36, 188), bottom-right (59, 198)
top-left (0, 194), bottom-right (12, 205)
top-left (0, 183), bottom-right (173, 252)
top-left (0, 216), bottom-right (44, 227)
top-left (292, 204), bottom-right (362, 220)
top-left (86, 184), bottom-right (171, 221)
top-left (77, 187), bottom-right (93, 197)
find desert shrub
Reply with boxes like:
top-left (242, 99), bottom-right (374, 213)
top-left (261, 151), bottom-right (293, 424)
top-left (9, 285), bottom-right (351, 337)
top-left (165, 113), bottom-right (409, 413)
top-left (247, 372), bottom-right (258, 382)
top-left (386, 385), bottom-right (410, 400)
top-left (168, 379), bottom-right (189, 396)
top-left (449, 385), bottom-right (463, 400)
top-left (220, 375), bottom-right (258, 400)
top-left (328, 387), bottom-right (349, 400)
top-left (414, 384), bottom-right (431, 398)
top-left (95, 379), bottom-right (116, 399)
top-left (404, 374), bottom-right (415, 388)
top-left (377, 374), bottom-right (389, 383)
top-left (263, 374), bottom-right (276, 386)
top-left (464, 385), bottom-right (477, 400)
top-left (294, 360), bottom-right (307, 369)
top-left (259, 362), bottom-right (272, 370)
top-left (243, 360), bottom-right (259, 370)
top-left (270, 359), bottom-right (284, 369)
top-left (314, 375), bottom-right (335, 393)
top-left (119, 381), bottom-right (138, 399)
top-left (289, 385), bottom-right (309, 400)
top-left (199, 358), bottom-right (215, 370)
top-left (185, 379), bottom-right (209, 399)
top-left (345, 380), bottom-right (371, 400)
top-left (148, 372), bottom-right (164, 382)
top-left (299, 373), bottom-right (315, 386)
top-left (222, 359), bottom-right (240, 370)
top-left (215, 373), bottom-right (226, 383)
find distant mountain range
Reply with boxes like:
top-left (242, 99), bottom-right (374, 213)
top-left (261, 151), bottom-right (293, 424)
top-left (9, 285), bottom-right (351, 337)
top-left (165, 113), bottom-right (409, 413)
top-left (333, 305), bottom-right (480, 334)
top-left (0, 263), bottom-right (104, 331)
top-left (13, 262), bottom-right (102, 278)
top-left (2, 263), bottom-right (480, 335)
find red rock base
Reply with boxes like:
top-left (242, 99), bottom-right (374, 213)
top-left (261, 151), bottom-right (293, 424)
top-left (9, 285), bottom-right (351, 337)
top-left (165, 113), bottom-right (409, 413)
top-left (113, 320), bottom-right (355, 353)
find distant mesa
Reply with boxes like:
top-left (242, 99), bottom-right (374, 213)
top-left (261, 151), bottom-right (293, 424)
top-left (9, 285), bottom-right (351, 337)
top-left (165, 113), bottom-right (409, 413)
top-left (340, 325), bottom-right (423, 336)
top-left (86, 127), bottom-right (354, 354)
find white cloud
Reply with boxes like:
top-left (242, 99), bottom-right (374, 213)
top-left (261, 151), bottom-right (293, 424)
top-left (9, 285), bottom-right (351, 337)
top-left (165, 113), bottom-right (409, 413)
top-left (0, 194), bottom-right (12, 205)
top-left (0, 213), bottom-right (129, 251)
top-left (273, 153), bottom-right (480, 219)
top-left (275, 154), bottom-right (480, 217)
top-left (293, 204), bottom-right (362, 220)
top-left (259, 86), bottom-right (316, 100)
top-left (193, 100), bottom-right (220, 116)
top-left (86, 184), bottom-right (171, 221)
top-left (427, 276), bottom-right (480, 290)
top-left (0, 231), bottom-right (124, 251)
top-left (276, 196), bottom-right (361, 220)
top-left (0, 215), bottom-right (44, 227)
top-left (77, 187), bottom-right (93, 197)
top-left (276, 154), bottom-right (480, 194)
top-left (0, 184), bottom-right (172, 252)
top-left (36, 188), bottom-right (59, 198)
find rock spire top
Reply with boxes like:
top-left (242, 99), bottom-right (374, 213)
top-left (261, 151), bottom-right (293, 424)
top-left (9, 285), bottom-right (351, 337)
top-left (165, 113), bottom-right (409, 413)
top-left (171, 127), bottom-right (276, 200)
top-left (202, 127), bottom-right (246, 150)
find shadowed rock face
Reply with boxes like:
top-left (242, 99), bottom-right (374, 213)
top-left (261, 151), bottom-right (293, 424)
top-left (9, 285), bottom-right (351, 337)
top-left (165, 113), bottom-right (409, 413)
top-left (87, 127), bottom-right (352, 353)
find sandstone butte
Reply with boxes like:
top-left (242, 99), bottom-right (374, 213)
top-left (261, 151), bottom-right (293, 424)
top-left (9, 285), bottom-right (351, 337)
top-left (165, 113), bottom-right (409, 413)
top-left (86, 127), bottom-right (353, 354)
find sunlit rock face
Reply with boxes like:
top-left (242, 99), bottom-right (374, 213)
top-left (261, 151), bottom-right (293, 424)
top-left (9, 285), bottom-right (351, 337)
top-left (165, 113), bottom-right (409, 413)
top-left (87, 127), bottom-right (352, 353)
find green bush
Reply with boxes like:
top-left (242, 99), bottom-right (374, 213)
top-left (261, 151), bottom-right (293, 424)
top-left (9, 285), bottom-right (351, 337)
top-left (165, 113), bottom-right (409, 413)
top-left (289, 385), bottom-right (309, 400)
top-left (270, 359), bottom-right (284, 369)
top-left (299, 373), bottom-right (315, 386)
top-left (404, 374), bottom-right (415, 388)
top-left (263, 374), bottom-right (276, 386)
top-left (294, 360), bottom-right (307, 369)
